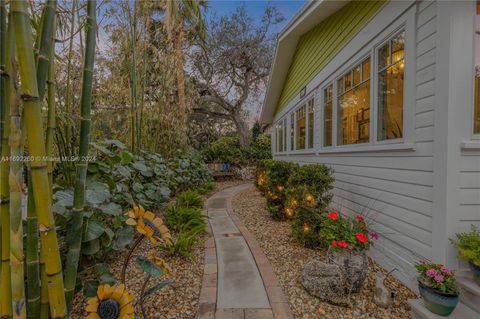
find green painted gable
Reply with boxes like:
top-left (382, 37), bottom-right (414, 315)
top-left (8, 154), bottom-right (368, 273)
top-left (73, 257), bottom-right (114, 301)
top-left (275, 0), bottom-right (385, 114)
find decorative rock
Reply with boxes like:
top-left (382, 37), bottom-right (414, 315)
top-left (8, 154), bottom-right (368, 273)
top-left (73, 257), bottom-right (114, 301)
top-left (328, 250), bottom-right (369, 293)
top-left (300, 259), bottom-right (347, 305)
top-left (373, 272), bottom-right (392, 308)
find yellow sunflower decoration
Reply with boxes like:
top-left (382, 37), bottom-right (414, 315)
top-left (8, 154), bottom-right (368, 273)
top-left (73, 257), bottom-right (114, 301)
top-left (86, 284), bottom-right (134, 319)
top-left (125, 205), bottom-right (173, 245)
top-left (148, 252), bottom-right (172, 276)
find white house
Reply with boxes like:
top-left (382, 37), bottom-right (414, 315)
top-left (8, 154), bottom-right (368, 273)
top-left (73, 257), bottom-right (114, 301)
top-left (260, 0), bottom-right (480, 293)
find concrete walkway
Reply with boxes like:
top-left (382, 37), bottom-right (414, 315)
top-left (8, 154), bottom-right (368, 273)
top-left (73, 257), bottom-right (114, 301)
top-left (197, 184), bottom-right (293, 319)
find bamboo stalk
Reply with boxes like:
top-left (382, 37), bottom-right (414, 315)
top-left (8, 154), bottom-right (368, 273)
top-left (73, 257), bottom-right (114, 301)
top-left (45, 17), bottom-right (56, 188)
top-left (0, 11), bottom-right (14, 317)
top-left (39, 227), bottom-right (49, 319)
top-left (8, 41), bottom-right (26, 317)
top-left (0, 0), bottom-right (6, 152)
top-left (35, 0), bottom-right (56, 101)
top-left (128, 1), bottom-right (138, 153)
top-left (26, 177), bottom-right (41, 319)
top-left (10, 1), bottom-right (66, 317)
top-left (64, 0), bottom-right (96, 311)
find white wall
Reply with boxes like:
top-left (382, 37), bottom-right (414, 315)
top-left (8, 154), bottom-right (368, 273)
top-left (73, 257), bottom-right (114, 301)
top-left (273, 0), bottom-right (443, 289)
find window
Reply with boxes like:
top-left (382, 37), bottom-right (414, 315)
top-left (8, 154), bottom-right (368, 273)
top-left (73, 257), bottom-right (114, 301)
top-left (307, 99), bottom-right (314, 148)
top-left (290, 113), bottom-right (295, 150)
top-left (337, 58), bottom-right (371, 145)
top-left (474, 3), bottom-right (480, 134)
top-left (378, 31), bottom-right (405, 140)
top-left (296, 105), bottom-right (306, 149)
top-left (275, 118), bottom-right (288, 153)
top-left (283, 118), bottom-right (287, 151)
top-left (323, 84), bottom-right (333, 147)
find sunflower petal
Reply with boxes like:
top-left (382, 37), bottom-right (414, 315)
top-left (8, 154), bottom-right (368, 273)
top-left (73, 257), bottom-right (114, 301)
top-left (125, 218), bottom-right (137, 226)
top-left (85, 298), bottom-right (99, 312)
top-left (111, 284), bottom-right (126, 300)
top-left (86, 313), bottom-right (100, 319)
top-left (144, 211), bottom-right (155, 221)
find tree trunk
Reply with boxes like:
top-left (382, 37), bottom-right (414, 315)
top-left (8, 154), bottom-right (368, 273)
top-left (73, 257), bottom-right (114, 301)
top-left (233, 113), bottom-right (250, 147)
top-left (174, 27), bottom-right (186, 140)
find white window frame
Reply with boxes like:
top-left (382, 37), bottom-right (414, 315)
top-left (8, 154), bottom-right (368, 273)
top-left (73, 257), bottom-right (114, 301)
top-left (321, 82), bottom-right (334, 148)
top-left (289, 94), bottom-right (315, 154)
top-left (274, 117), bottom-right (287, 154)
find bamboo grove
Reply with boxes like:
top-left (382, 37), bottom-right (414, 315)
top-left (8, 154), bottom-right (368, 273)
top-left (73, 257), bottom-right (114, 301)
top-left (0, 0), bottom-right (96, 318)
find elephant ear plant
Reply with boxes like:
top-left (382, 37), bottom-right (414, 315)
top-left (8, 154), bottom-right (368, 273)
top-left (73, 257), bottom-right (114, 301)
top-left (451, 225), bottom-right (480, 285)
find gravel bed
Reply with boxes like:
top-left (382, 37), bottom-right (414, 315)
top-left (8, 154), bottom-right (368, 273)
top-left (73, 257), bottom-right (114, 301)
top-left (71, 179), bottom-right (246, 318)
top-left (232, 186), bottom-right (417, 319)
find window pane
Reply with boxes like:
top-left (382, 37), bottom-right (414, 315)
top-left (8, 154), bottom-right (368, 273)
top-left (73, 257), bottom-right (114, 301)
top-left (337, 78), bottom-right (344, 95)
top-left (378, 31), bottom-right (405, 141)
top-left (337, 80), bottom-right (370, 145)
top-left (296, 105), bottom-right (306, 149)
top-left (308, 100), bottom-right (314, 148)
top-left (353, 65), bottom-right (361, 85)
top-left (324, 85), bottom-right (333, 147)
top-left (379, 43), bottom-right (390, 70)
top-left (475, 4), bottom-right (480, 134)
top-left (283, 119), bottom-right (287, 152)
top-left (290, 113), bottom-right (295, 150)
top-left (362, 58), bottom-right (371, 81)
top-left (278, 122), bottom-right (284, 152)
top-left (345, 72), bottom-right (352, 90)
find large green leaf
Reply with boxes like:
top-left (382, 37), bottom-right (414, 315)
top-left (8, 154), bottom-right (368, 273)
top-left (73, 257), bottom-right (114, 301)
top-left (135, 257), bottom-right (164, 277)
top-left (132, 161), bottom-right (148, 172)
top-left (86, 182), bottom-right (111, 205)
top-left (53, 190), bottom-right (73, 207)
top-left (143, 279), bottom-right (174, 298)
top-left (82, 239), bottom-right (101, 255)
top-left (112, 226), bottom-right (134, 250)
top-left (132, 182), bottom-right (144, 192)
top-left (83, 280), bottom-right (100, 297)
top-left (83, 220), bottom-right (106, 242)
top-left (99, 202), bottom-right (122, 216)
top-left (120, 151), bottom-right (134, 165)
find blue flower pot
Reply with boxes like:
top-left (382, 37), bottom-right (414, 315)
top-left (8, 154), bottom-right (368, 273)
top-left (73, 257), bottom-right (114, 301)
top-left (418, 281), bottom-right (459, 316)
top-left (469, 261), bottom-right (480, 286)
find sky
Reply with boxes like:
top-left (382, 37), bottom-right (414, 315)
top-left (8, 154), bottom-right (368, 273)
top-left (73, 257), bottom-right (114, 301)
top-left (206, 0), bottom-right (306, 34)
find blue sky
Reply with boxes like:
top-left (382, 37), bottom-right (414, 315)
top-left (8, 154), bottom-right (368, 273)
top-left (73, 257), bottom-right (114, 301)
top-left (206, 1), bottom-right (306, 33)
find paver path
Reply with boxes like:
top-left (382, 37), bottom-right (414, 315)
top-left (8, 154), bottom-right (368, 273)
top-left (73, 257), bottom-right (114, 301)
top-left (197, 184), bottom-right (294, 319)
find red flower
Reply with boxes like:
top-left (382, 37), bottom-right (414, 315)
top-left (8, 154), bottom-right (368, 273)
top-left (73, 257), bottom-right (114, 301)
top-left (331, 240), bottom-right (337, 247)
top-left (327, 211), bottom-right (339, 221)
top-left (337, 241), bottom-right (348, 248)
top-left (356, 215), bottom-right (364, 222)
top-left (359, 223), bottom-right (365, 229)
top-left (356, 233), bottom-right (368, 243)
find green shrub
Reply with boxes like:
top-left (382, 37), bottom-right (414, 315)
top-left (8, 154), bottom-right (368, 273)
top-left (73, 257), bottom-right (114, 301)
top-left (247, 133), bottom-right (272, 161)
top-left (451, 225), bottom-right (480, 266)
top-left (202, 135), bottom-right (243, 164)
top-left (160, 224), bottom-right (205, 258)
top-left (264, 160), bottom-right (298, 220)
top-left (286, 163), bottom-right (334, 245)
top-left (197, 181), bottom-right (215, 195)
top-left (177, 190), bottom-right (204, 208)
top-left (164, 206), bottom-right (205, 232)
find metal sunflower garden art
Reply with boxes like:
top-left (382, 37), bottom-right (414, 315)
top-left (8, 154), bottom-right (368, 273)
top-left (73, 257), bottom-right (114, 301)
top-left (86, 284), bottom-right (135, 319)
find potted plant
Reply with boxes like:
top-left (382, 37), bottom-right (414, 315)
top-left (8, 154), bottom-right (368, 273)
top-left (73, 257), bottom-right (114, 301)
top-left (415, 262), bottom-right (459, 316)
top-left (451, 225), bottom-right (480, 285)
top-left (319, 212), bottom-right (379, 292)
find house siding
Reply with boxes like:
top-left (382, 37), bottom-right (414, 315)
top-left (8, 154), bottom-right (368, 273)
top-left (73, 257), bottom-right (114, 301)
top-left (276, 0), bottom-right (385, 114)
top-left (273, 0), bottom-right (440, 288)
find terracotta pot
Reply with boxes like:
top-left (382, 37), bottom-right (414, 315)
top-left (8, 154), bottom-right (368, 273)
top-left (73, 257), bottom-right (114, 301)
top-left (327, 249), bottom-right (368, 293)
top-left (418, 280), bottom-right (459, 317)
top-left (469, 261), bottom-right (480, 286)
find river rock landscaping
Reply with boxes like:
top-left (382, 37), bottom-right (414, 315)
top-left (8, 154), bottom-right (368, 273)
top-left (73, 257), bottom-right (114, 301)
top-left (232, 186), bottom-right (417, 319)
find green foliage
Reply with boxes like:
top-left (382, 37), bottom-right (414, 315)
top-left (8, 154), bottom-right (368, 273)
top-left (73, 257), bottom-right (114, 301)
top-left (251, 121), bottom-right (262, 141)
top-left (176, 190), bottom-right (203, 208)
top-left (160, 224), bottom-right (205, 258)
top-left (263, 160), bottom-right (298, 220)
top-left (451, 225), bottom-right (480, 266)
top-left (196, 181), bottom-right (215, 195)
top-left (53, 139), bottom-right (212, 260)
top-left (416, 262), bottom-right (458, 294)
top-left (164, 206), bottom-right (205, 233)
top-left (291, 206), bottom-right (324, 247)
top-left (202, 133), bottom-right (272, 165)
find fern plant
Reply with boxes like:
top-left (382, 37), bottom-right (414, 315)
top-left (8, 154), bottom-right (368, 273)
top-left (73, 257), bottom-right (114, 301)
top-left (164, 206), bottom-right (205, 232)
top-left (160, 224), bottom-right (205, 258)
top-left (451, 225), bottom-right (480, 266)
top-left (177, 190), bottom-right (204, 208)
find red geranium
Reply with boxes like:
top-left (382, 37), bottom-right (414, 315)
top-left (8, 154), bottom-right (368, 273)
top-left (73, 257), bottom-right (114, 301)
top-left (337, 241), bottom-right (348, 248)
top-left (356, 215), bottom-right (364, 222)
top-left (356, 233), bottom-right (368, 243)
top-left (327, 211), bottom-right (339, 221)
top-left (331, 240), bottom-right (337, 247)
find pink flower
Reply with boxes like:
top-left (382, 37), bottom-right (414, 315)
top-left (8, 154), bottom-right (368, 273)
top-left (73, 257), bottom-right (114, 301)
top-left (434, 274), bottom-right (444, 284)
top-left (426, 269), bottom-right (438, 278)
top-left (369, 231), bottom-right (379, 240)
top-left (441, 267), bottom-right (454, 276)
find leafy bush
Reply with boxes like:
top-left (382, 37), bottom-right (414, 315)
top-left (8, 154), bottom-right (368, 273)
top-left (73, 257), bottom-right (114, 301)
top-left (53, 139), bottom-right (212, 259)
top-left (255, 159), bottom-right (272, 194)
top-left (451, 225), bottom-right (480, 266)
top-left (247, 133), bottom-right (272, 161)
top-left (291, 206), bottom-right (324, 247)
top-left (197, 181), bottom-right (215, 195)
top-left (264, 160), bottom-right (298, 219)
top-left (164, 206), bottom-right (205, 233)
top-left (176, 190), bottom-right (204, 209)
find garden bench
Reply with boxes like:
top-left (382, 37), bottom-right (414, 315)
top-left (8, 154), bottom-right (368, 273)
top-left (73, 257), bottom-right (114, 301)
top-left (208, 163), bottom-right (235, 179)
